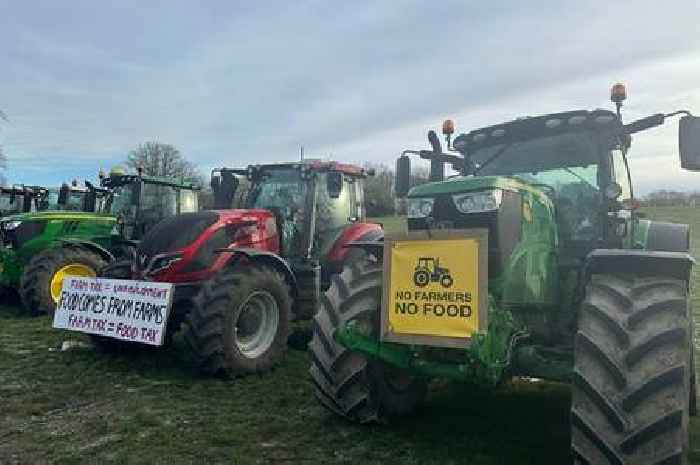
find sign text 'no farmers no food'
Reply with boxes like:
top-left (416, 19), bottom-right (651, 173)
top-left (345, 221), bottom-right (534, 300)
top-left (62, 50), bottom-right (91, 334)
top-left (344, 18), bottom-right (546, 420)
top-left (53, 277), bottom-right (173, 346)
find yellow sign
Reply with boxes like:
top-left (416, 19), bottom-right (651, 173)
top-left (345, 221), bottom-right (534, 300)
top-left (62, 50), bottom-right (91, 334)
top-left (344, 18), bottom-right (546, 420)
top-left (382, 230), bottom-right (488, 347)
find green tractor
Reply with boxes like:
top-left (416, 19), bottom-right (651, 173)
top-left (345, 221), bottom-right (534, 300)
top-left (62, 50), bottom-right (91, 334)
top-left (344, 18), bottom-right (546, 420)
top-left (0, 169), bottom-right (199, 314)
top-left (310, 85), bottom-right (700, 464)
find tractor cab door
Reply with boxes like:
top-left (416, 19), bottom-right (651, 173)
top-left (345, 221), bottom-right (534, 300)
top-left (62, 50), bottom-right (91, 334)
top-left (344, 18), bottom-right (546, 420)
top-left (313, 172), bottom-right (359, 260)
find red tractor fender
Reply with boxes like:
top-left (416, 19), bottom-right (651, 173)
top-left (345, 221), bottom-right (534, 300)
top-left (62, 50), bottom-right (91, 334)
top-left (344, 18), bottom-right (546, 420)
top-left (215, 247), bottom-right (299, 299)
top-left (325, 222), bottom-right (384, 263)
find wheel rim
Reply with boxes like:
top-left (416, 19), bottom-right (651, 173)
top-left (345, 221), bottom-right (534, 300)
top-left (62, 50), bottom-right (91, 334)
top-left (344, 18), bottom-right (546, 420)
top-left (234, 290), bottom-right (279, 359)
top-left (50, 264), bottom-right (96, 303)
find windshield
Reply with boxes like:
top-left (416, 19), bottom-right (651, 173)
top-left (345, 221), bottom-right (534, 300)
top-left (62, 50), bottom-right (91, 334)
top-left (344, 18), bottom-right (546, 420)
top-left (473, 132), bottom-right (601, 195)
top-left (246, 168), bottom-right (306, 212)
top-left (474, 132), bottom-right (602, 242)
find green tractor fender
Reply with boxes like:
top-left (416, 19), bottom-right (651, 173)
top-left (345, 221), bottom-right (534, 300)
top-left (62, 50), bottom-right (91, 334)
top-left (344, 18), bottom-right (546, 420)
top-left (634, 219), bottom-right (690, 253)
top-left (57, 238), bottom-right (116, 263)
top-left (584, 249), bottom-right (694, 283)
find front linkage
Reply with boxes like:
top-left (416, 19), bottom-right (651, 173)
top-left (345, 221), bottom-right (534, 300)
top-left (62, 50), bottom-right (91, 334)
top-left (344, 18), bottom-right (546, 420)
top-left (334, 299), bottom-right (525, 387)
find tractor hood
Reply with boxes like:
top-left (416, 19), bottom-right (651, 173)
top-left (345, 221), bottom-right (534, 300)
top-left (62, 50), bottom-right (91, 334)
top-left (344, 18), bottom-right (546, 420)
top-left (135, 209), bottom-right (280, 282)
top-left (1, 210), bottom-right (116, 223)
top-left (408, 175), bottom-right (551, 202)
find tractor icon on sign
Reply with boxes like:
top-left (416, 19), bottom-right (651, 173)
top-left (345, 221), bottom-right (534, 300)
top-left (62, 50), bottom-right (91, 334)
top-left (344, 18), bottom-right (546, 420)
top-left (413, 257), bottom-right (453, 288)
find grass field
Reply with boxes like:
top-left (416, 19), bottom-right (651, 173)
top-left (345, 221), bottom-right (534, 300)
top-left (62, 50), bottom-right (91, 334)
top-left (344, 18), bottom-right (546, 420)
top-left (1, 208), bottom-right (699, 464)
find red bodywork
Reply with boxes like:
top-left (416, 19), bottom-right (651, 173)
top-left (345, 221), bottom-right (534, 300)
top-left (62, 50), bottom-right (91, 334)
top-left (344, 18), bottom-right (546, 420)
top-left (150, 209), bottom-right (279, 283)
top-left (147, 208), bottom-right (381, 285)
top-left (325, 222), bottom-right (383, 262)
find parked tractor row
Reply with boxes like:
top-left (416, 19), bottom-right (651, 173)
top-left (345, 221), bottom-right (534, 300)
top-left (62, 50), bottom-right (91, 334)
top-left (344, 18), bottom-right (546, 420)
top-left (0, 169), bottom-right (199, 313)
top-left (7, 84), bottom-right (700, 465)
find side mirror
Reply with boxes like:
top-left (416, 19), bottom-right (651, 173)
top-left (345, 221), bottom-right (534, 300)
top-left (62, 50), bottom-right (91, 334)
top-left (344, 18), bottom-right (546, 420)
top-left (327, 172), bottom-right (343, 199)
top-left (395, 155), bottom-right (411, 197)
top-left (679, 116), bottom-right (700, 170)
top-left (58, 184), bottom-right (69, 205)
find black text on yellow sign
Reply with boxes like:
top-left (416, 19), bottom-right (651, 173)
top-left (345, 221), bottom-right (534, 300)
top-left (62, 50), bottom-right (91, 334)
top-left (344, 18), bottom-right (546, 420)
top-left (387, 237), bottom-right (481, 339)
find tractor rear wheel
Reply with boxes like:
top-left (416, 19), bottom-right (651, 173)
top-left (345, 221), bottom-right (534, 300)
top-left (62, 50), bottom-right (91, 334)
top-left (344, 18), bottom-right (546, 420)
top-left (182, 264), bottom-right (292, 376)
top-left (309, 258), bottom-right (427, 423)
top-left (20, 246), bottom-right (106, 315)
top-left (571, 274), bottom-right (692, 465)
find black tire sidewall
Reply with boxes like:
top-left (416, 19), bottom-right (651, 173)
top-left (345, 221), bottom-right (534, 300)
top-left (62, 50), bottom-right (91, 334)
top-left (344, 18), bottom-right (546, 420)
top-left (21, 247), bottom-right (106, 315)
top-left (221, 267), bottom-right (291, 374)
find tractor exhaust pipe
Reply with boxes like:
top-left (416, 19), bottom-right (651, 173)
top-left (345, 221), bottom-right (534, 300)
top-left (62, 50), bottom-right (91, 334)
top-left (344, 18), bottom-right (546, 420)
top-left (428, 130), bottom-right (444, 182)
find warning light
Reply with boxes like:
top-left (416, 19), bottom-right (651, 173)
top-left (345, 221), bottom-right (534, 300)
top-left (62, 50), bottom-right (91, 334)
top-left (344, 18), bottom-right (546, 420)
top-left (611, 83), bottom-right (627, 103)
top-left (442, 119), bottom-right (455, 135)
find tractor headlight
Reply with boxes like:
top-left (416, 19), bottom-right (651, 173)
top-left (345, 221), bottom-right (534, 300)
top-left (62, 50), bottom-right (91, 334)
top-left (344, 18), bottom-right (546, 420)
top-left (3, 220), bottom-right (22, 231)
top-left (407, 198), bottom-right (434, 218)
top-left (148, 252), bottom-right (183, 275)
top-left (452, 189), bottom-right (503, 214)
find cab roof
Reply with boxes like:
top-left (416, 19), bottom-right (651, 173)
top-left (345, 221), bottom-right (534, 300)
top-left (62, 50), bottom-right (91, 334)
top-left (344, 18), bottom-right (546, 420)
top-left (453, 109), bottom-right (621, 154)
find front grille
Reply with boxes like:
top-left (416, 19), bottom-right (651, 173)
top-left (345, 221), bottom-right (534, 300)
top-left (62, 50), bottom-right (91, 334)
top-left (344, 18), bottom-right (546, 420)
top-left (408, 191), bottom-right (522, 276)
top-left (2, 221), bottom-right (47, 248)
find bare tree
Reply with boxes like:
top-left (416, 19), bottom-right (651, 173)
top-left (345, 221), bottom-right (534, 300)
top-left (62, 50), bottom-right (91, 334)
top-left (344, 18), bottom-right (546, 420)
top-left (126, 142), bottom-right (198, 178)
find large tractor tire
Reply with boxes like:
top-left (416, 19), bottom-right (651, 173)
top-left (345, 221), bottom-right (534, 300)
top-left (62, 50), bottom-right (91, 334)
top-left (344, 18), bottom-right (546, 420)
top-left (181, 264), bottom-right (292, 376)
top-left (20, 246), bottom-right (106, 316)
top-left (309, 258), bottom-right (427, 423)
top-left (572, 274), bottom-right (692, 465)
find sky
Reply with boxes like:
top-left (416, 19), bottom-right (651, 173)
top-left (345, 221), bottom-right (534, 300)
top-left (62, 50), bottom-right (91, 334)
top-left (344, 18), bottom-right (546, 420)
top-left (1, 0), bottom-right (700, 195)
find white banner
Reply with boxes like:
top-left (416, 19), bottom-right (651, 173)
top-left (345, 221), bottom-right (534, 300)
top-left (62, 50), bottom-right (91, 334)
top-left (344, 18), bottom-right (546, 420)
top-left (52, 276), bottom-right (174, 346)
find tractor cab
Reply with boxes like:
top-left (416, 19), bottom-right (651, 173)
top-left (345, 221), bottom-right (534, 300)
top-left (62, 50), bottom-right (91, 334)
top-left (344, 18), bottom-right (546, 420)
top-left (396, 86), bottom-right (700, 281)
top-left (100, 168), bottom-right (200, 240)
top-left (0, 186), bottom-right (48, 217)
top-left (212, 160), bottom-right (369, 262)
top-left (42, 181), bottom-right (110, 213)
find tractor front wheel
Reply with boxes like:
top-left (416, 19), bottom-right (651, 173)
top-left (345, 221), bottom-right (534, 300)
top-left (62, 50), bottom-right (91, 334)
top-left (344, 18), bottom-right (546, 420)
top-left (310, 258), bottom-right (427, 423)
top-left (20, 246), bottom-right (106, 315)
top-left (572, 274), bottom-right (691, 465)
top-left (182, 264), bottom-right (292, 376)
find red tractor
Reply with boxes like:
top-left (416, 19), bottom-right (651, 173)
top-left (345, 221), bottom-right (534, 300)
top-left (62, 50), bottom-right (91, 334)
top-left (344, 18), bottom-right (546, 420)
top-left (98, 161), bottom-right (382, 376)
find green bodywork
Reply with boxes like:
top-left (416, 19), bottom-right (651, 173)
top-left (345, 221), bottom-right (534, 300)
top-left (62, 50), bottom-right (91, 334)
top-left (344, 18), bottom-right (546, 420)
top-left (0, 212), bottom-right (116, 287)
top-left (335, 110), bottom-right (669, 386)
